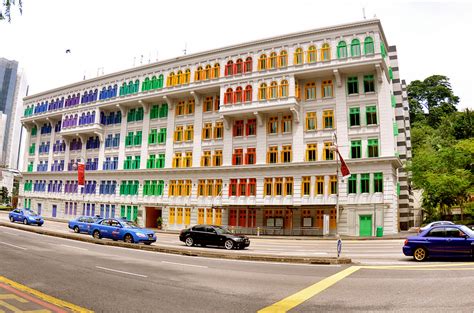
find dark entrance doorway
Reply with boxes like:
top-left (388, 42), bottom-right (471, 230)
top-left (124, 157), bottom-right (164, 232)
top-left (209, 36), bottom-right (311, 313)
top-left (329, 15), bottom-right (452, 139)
top-left (145, 207), bottom-right (161, 228)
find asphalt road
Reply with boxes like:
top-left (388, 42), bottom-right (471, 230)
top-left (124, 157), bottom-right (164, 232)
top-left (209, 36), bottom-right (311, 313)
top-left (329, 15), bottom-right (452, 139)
top-left (1, 226), bottom-right (473, 312)
top-left (0, 213), bottom-right (410, 265)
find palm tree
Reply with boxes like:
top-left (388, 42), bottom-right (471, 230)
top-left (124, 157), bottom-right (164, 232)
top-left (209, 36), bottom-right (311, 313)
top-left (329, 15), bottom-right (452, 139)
top-left (0, 0), bottom-right (23, 22)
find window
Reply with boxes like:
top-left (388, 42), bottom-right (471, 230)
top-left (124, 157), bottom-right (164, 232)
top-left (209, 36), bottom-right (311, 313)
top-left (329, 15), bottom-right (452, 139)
top-left (320, 43), bottom-right (330, 61)
top-left (269, 52), bottom-right (277, 69)
top-left (229, 179), bottom-right (238, 196)
top-left (183, 152), bottom-right (192, 167)
top-left (316, 176), bottom-right (324, 195)
top-left (323, 142), bottom-right (334, 160)
top-left (167, 72), bottom-right (175, 87)
top-left (244, 85), bottom-right (252, 102)
top-left (305, 112), bottom-right (317, 131)
top-left (281, 145), bottom-right (292, 163)
top-left (133, 131), bottom-right (142, 146)
top-left (184, 125), bottom-right (194, 141)
top-left (348, 175), bottom-right (357, 194)
top-left (302, 176), bottom-right (311, 196)
top-left (234, 87), bottom-right (243, 103)
top-left (374, 172), bottom-right (383, 193)
top-left (233, 120), bottom-right (244, 137)
top-left (157, 154), bottom-right (165, 168)
top-left (258, 54), bottom-right (267, 71)
top-left (351, 140), bottom-right (362, 159)
top-left (201, 150), bottom-right (211, 167)
top-left (347, 76), bottom-right (359, 95)
top-left (259, 83), bottom-right (267, 100)
top-left (306, 144), bottom-right (317, 161)
top-left (232, 148), bottom-right (243, 165)
top-left (321, 80), bottom-right (333, 98)
top-left (158, 128), bottom-right (167, 144)
top-left (364, 75), bottom-right (375, 93)
top-left (174, 126), bottom-right (183, 142)
top-left (351, 39), bottom-right (361, 57)
top-left (172, 153), bottom-right (182, 168)
top-left (215, 179), bottom-right (223, 196)
top-left (307, 46), bottom-right (317, 63)
top-left (268, 117), bottom-right (278, 134)
top-left (198, 180), bottom-right (205, 196)
top-left (244, 57), bottom-right (252, 72)
top-left (360, 173), bottom-right (370, 193)
top-left (323, 110), bottom-right (334, 129)
top-left (274, 178), bottom-right (283, 196)
top-left (267, 146), bottom-right (278, 163)
top-left (148, 129), bottom-right (158, 145)
top-left (203, 97), bottom-right (213, 112)
top-left (224, 88), bottom-right (233, 105)
top-left (235, 59), bottom-right (243, 74)
top-left (269, 81), bottom-right (278, 99)
top-left (212, 150), bottom-right (222, 166)
top-left (295, 82), bottom-right (301, 100)
top-left (248, 178), bottom-right (256, 196)
top-left (349, 108), bottom-right (360, 127)
top-left (282, 115), bottom-right (292, 133)
top-left (279, 51), bottom-right (288, 67)
top-left (305, 82), bottom-right (316, 100)
top-left (202, 123), bottom-right (212, 140)
top-left (206, 180), bottom-right (214, 197)
top-left (238, 179), bottom-right (247, 196)
top-left (364, 37), bottom-right (374, 55)
top-left (330, 175), bottom-right (337, 194)
top-left (225, 60), bottom-right (234, 76)
top-left (284, 177), bottom-right (293, 196)
top-left (337, 41), bottom-right (347, 58)
top-left (176, 101), bottom-right (185, 116)
top-left (264, 178), bottom-right (273, 196)
top-left (368, 139), bottom-right (379, 158)
top-left (280, 80), bottom-right (289, 98)
top-left (246, 119), bottom-right (256, 136)
top-left (214, 122), bottom-right (223, 139)
top-left (185, 100), bottom-right (194, 115)
top-left (366, 106), bottom-right (378, 125)
top-left (294, 48), bottom-right (303, 65)
top-left (245, 148), bottom-right (256, 164)
top-left (212, 63), bottom-right (220, 78)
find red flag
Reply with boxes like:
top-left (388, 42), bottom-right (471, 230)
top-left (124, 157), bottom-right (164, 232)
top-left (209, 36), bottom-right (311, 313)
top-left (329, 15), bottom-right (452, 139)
top-left (336, 149), bottom-right (351, 178)
top-left (78, 163), bottom-right (85, 186)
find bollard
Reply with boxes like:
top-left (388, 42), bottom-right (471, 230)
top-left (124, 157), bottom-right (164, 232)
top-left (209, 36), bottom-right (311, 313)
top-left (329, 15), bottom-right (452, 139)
top-left (257, 227), bottom-right (260, 236)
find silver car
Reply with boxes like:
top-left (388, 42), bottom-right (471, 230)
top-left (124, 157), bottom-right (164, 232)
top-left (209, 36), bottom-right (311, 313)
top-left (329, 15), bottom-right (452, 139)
top-left (419, 221), bottom-right (454, 232)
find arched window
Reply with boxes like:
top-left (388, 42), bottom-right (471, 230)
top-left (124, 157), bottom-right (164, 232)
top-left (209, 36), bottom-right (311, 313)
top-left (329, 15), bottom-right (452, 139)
top-left (142, 77), bottom-right (150, 91)
top-left (100, 87), bottom-right (106, 100)
top-left (364, 37), bottom-right (374, 55)
top-left (112, 84), bottom-right (118, 97)
top-left (151, 76), bottom-right (158, 89)
top-left (294, 48), bottom-right (303, 65)
top-left (120, 82), bottom-right (126, 96)
top-left (176, 70), bottom-right (183, 85)
top-left (212, 63), bottom-right (220, 79)
top-left (244, 85), bottom-right (253, 102)
top-left (184, 69), bottom-right (191, 83)
top-left (279, 51), bottom-right (288, 67)
top-left (167, 72), bottom-right (175, 86)
top-left (224, 88), bottom-right (233, 105)
top-left (88, 90), bottom-right (94, 102)
top-left (82, 91), bottom-right (88, 103)
top-left (235, 59), bottom-right (243, 74)
top-left (244, 57), bottom-right (252, 72)
top-left (351, 39), bottom-right (361, 57)
top-left (269, 82), bottom-right (278, 99)
top-left (86, 112), bottom-right (91, 124)
top-left (205, 65), bottom-right (212, 80)
top-left (234, 86), bottom-right (243, 103)
top-left (269, 52), bottom-right (277, 69)
top-left (258, 54), bottom-right (267, 71)
top-left (280, 80), bottom-right (289, 98)
top-left (321, 43), bottom-right (331, 61)
top-left (128, 81), bottom-right (134, 94)
top-left (307, 45), bottom-right (317, 63)
top-left (259, 83), bottom-right (267, 100)
top-left (225, 60), bottom-right (234, 76)
top-left (158, 74), bottom-right (164, 88)
top-left (93, 89), bottom-right (98, 101)
top-left (337, 41), bottom-right (347, 59)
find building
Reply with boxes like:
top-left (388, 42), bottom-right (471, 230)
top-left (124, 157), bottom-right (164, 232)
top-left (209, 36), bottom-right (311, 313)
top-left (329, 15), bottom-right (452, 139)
top-left (19, 19), bottom-right (413, 236)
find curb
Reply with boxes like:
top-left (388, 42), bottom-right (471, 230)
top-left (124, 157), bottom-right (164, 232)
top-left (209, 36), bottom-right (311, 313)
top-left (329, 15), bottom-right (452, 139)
top-left (0, 222), bottom-right (351, 265)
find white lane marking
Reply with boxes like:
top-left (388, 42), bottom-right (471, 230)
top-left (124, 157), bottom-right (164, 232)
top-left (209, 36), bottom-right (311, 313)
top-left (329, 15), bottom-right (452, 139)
top-left (0, 241), bottom-right (27, 250)
top-left (95, 266), bottom-right (148, 278)
top-left (60, 244), bottom-right (88, 251)
top-left (161, 261), bottom-right (208, 268)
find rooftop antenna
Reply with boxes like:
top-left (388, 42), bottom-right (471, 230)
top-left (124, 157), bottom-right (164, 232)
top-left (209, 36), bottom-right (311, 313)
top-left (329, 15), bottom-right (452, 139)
top-left (148, 52), bottom-right (151, 64)
top-left (183, 42), bottom-right (187, 55)
top-left (133, 56), bottom-right (136, 67)
top-left (156, 50), bottom-right (159, 62)
top-left (140, 55), bottom-right (143, 65)
top-left (96, 67), bottom-right (104, 77)
top-left (362, 7), bottom-right (366, 19)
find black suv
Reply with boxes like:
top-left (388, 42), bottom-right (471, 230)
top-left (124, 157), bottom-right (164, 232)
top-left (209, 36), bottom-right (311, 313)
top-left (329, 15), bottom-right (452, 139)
top-left (179, 225), bottom-right (250, 250)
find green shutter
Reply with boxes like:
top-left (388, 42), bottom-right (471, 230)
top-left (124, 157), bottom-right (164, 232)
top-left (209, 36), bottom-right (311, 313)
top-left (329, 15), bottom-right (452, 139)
top-left (391, 94), bottom-right (396, 107)
top-left (388, 67), bottom-right (393, 80)
top-left (393, 122), bottom-right (399, 136)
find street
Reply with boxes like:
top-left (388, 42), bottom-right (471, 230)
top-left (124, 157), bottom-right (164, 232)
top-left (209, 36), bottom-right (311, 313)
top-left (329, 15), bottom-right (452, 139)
top-left (1, 226), bottom-right (473, 312)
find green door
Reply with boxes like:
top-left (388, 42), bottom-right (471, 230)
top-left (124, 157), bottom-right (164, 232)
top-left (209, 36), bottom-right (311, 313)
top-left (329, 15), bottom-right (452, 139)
top-left (359, 215), bottom-right (372, 237)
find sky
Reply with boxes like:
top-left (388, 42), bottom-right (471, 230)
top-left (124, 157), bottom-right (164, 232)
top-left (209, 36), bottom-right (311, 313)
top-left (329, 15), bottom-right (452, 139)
top-left (1, 0), bottom-right (472, 109)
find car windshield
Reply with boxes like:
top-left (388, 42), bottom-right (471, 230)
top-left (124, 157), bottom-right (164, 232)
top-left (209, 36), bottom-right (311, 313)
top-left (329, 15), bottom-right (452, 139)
top-left (214, 226), bottom-right (233, 235)
top-left (459, 225), bottom-right (474, 237)
top-left (25, 210), bottom-right (38, 216)
top-left (122, 221), bottom-right (140, 229)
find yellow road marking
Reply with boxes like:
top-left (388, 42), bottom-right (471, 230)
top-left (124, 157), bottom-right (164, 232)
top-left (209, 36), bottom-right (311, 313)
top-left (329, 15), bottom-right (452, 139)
top-left (258, 266), bottom-right (360, 313)
top-left (0, 275), bottom-right (93, 313)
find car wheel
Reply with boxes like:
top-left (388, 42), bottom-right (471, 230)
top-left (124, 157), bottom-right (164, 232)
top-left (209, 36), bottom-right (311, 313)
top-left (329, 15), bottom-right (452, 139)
top-left (73, 226), bottom-right (80, 233)
top-left (124, 234), bottom-right (134, 244)
top-left (9, 216), bottom-right (14, 223)
top-left (185, 237), bottom-right (194, 247)
top-left (413, 247), bottom-right (428, 262)
top-left (93, 230), bottom-right (101, 240)
top-left (224, 240), bottom-right (234, 250)
top-left (23, 218), bottom-right (28, 225)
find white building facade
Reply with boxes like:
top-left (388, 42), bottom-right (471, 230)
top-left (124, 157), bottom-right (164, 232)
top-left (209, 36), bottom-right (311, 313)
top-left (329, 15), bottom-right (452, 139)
top-left (19, 19), bottom-right (412, 236)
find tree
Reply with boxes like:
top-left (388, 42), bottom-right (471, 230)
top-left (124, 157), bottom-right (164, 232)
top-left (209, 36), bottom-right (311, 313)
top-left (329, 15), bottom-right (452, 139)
top-left (407, 75), bottom-right (459, 126)
top-left (0, 0), bottom-right (22, 22)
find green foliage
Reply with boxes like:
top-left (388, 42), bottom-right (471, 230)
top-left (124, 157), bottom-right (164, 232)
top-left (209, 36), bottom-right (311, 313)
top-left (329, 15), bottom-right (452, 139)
top-left (0, 0), bottom-right (22, 22)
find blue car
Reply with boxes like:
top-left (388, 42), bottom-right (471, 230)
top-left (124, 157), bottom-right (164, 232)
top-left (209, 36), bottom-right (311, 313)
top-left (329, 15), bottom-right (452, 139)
top-left (89, 218), bottom-right (156, 245)
top-left (9, 208), bottom-right (44, 226)
top-left (68, 216), bottom-right (102, 233)
top-left (403, 224), bottom-right (474, 261)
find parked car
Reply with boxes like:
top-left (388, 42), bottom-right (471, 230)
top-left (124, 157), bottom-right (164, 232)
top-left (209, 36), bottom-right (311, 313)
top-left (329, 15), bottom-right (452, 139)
top-left (418, 221), bottom-right (454, 233)
top-left (89, 218), bottom-right (156, 244)
top-left (403, 224), bottom-right (474, 261)
top-left (179, 225), bottom-right (250, 250)
top-left (68, 216), bottom-right (102, 233)
top-left (9, 208), bottom-right (44, 226)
